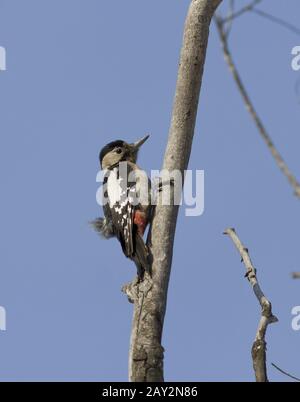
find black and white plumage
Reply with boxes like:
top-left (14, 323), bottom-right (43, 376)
top-left (91, 136), bottom-right (152, 277)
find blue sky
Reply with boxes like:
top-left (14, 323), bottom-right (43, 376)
top-left (0, 0), bottom-right (299, 382)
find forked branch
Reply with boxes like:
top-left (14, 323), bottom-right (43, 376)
top-left (224, 228), bottom-right (278, 382)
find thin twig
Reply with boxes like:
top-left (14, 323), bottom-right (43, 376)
top-left (224, 0), bottom-right (235, 38)
top-left (251, 9), bottom-right (300, 36)
top-left (221, 0), bottom-right (262, 24)
top-left (215, 16), bottom-right (300, 199)
top-left (224, 228), bottom-right (278, 382)
top-left (271, 363), bottom-right (300, 382)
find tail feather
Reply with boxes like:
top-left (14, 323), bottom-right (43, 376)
top-left (90, 217), bottom-right (115, 239)
top-left (90, 217), bottom-right (151, 278)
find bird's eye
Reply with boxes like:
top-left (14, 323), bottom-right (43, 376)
top-left (115, 148), bottom-right (122, 154)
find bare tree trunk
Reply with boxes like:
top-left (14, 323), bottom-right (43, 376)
top-left (122, 0), bottom-right (222, 382)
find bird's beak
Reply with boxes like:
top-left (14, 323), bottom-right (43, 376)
top-left (133, 134), bottom-right (150, 149)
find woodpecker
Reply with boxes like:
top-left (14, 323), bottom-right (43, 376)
top-left (91, 135), bottom-right (152, 278)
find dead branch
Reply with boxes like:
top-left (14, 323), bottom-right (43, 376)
top-left (224, 228), bottom-right (278, 382)
top-left (215, 16), bottom-right (300, 199)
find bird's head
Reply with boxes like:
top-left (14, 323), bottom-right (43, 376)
top-left (99, 135), bottom-right (149, 169)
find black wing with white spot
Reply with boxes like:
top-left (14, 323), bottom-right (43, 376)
top-left (108, 185), bottom-right (136, 258)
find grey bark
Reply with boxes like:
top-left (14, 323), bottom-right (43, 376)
top-left (122, 0), bottom-right (222, 382)
top-left (224, 228), bottom-right (278, 383)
